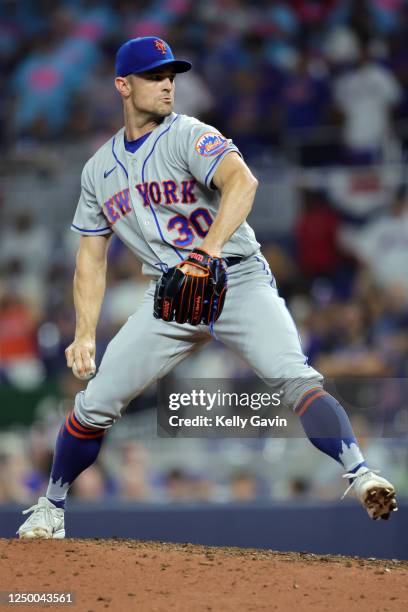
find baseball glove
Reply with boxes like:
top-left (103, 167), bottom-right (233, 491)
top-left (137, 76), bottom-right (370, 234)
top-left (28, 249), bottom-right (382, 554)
top-left (153, 248), bottom-right (228, 326)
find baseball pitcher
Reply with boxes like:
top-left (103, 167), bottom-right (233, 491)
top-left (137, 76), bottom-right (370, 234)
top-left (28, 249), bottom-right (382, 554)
top-left (18, 37), bottom-right (397, 539)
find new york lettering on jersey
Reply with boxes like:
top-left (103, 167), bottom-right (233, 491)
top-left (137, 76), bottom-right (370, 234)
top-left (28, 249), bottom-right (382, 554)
top-left (135, 179), bottom-right (197, 207)
top-left (71, 113), bottom-right (260, 274)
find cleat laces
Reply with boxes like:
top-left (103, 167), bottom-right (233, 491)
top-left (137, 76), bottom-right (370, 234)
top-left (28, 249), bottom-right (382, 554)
top-left (18, 499), bottom-right (55, 532)
top-left (340, 468), bottom-right (380, 500)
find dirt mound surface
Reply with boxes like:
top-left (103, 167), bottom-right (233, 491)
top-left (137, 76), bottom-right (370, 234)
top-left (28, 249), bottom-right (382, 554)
top-left (1, 539), bottom-right (407, 611)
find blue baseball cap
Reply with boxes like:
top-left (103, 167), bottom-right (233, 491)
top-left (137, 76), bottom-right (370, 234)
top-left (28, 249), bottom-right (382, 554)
top-left (115, 37), bottom-right (192, 77)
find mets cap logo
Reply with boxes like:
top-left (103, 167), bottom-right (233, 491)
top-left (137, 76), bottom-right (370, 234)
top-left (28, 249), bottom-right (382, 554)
top-left (154, 39), bottom-right (167, 55)
top-left (195, 132), bottom-right (228, 157)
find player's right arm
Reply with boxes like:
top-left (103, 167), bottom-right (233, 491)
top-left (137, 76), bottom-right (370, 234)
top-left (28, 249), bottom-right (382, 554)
top-left (67, 155), bottom-right (113, 376)
top-left (65, 233), bottom-right (111, 377)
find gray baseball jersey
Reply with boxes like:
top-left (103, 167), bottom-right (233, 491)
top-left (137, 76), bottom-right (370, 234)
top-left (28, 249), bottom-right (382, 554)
top-left (72, 113), bottom-right (260, 275)
top-left (69, 112), bottom-right (322, 434)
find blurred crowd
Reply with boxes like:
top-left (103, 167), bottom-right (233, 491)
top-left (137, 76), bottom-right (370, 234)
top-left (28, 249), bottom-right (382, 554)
top-left (1, 0), bottom-right (408, 160)
top-left (1, 0), bottom-right (408, 504)
top-left (1, 401), bottom-right (407, 505)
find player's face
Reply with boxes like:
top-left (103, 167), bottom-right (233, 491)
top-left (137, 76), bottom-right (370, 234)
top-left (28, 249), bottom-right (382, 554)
top-left (128, 68), bottom-right (176, 118)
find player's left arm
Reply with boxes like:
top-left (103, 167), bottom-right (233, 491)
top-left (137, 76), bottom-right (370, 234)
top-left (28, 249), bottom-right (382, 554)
top-left (197, 152), bottom-right (258, 257)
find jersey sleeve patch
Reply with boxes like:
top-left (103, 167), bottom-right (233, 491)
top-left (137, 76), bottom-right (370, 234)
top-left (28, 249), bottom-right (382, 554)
top-left (195, 132), bottom-right (228, 157)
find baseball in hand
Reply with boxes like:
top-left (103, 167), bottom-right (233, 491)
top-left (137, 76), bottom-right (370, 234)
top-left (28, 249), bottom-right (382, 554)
top-left (72, 358), bottom-right (96, 381)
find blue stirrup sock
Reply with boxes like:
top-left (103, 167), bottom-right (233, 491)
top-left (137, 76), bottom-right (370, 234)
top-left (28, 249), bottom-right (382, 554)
top-left (46, 411), bottom-right (105, 509)
top-left (295, 388), bottom-right (367, 473)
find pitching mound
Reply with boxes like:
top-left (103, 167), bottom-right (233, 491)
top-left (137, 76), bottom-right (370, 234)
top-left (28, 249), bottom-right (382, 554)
top-left (0, 539), bottom-right (407, 611)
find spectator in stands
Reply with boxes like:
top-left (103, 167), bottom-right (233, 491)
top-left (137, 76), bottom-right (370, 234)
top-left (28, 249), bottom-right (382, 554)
top-left (71, 464), bottom-right (114, 501)
top-left (314, 301), bottom-right (390, 377)
top-left (229, 471), bottom-right (258, 501)
top-left (0, 291), bottom-right (45, 389)
top-left (173, 66), bottom-right (215, 119)
top-left (220, 68), bottom-right (267, 156)
top-left (333, 40), bottom-right (401, 162)
top-left (0, 212), bottom-right (51, 282)
top-left (0, 437), bottom-right (33, 503)
top-left (295, 189), bottom-right (341, 280)
top-left (103, 249), bottom-right (149, 329)
top-left (12, 13), bottom-right (75, 138)
top-left (162, 468), bottom-right (195, 502)
top-left (288, 476), bottom-right (312, 499)
top-left (340, 192), bottom-right (408, 297)
top-left (78, 56), bottom-right (122, 142)
top-left (290, 0), bottom-right (340, 27)
top-left (279, 49), bottom-right (330, 137)
top-left (119, 441), bottom-right (152, 501)
top-left (12, 6), bottom-right (100, 140)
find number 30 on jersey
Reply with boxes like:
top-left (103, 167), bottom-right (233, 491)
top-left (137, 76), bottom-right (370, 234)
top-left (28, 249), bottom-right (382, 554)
top-left (168, 208), bottom-right (213, 247)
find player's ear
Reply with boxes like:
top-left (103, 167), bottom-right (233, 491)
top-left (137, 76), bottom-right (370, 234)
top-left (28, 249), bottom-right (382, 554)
top-left (114, 76), bottom-right (131, 98)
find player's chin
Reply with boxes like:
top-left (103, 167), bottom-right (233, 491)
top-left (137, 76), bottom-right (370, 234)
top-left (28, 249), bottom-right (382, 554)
top-left (156, 100), bottom-right (173, 116)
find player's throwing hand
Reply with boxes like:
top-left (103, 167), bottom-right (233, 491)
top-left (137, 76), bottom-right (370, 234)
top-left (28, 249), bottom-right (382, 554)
top-left (65, 338), bottom-right (96, 380)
